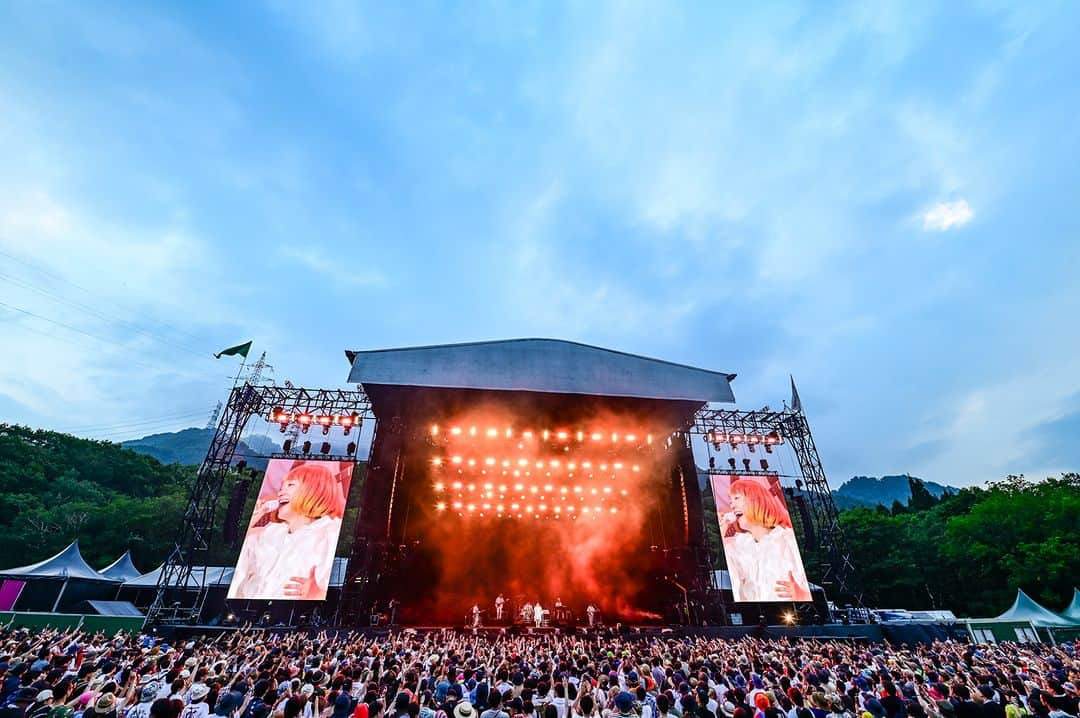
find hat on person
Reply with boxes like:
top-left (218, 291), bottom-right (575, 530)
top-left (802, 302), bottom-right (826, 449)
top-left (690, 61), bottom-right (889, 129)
top-left (190, 684), bottom-right (211, 701)
top-left (94, 694), bottom-right (117, 714)
top-left (37, 690), bottom-right (55, 702)
top-left (454, 702), bottom-right (476, 718)
top-left (720, 701), bottom-right (736, 718)
top-left (140, 684), bottom-right (160, 703)
top-left (615, 692), bottom-right (635, 713)
top-left (14, 687), bottom-right (38, 703)
top-left (301, 685), bottom-right (315, 698)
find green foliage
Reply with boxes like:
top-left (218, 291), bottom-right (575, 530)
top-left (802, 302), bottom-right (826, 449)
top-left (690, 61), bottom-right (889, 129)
top-left (840, 473), bottom-right (1080, 616)
top-left (0, 424), bottom-right (197, 571)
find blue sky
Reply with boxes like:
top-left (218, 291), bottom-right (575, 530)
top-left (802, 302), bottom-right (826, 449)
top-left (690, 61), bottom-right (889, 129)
top-left (1, 2), bottom-right (1078, 487)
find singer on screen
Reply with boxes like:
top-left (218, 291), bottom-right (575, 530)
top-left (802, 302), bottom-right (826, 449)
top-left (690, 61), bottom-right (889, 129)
top-left (720, 477), bottom-right (811, 602)
top-left (228, 462), bottom-right (346, 600)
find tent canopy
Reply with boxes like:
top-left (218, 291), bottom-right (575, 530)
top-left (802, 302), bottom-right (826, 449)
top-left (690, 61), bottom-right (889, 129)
top-left (99, 551), bottom-right (142, 582)
top-left (1061, 588), bottom-right (1080, 622)
top-left (124, 558), bottom-right (350, 589)
top-left (995, 589), bottom-right (1078, 627)
top-left (0, 541), bottom-right (117, 582)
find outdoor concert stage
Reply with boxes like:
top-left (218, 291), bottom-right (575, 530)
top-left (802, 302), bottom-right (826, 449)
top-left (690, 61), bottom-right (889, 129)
top-left (149, 338), bottom-right (852, 629)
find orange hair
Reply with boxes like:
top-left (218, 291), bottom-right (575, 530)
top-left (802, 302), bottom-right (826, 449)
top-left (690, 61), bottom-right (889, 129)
top-left (729, 478), bottom-right (791, 530)
top-left (285, 463), bottom-right (346, 519)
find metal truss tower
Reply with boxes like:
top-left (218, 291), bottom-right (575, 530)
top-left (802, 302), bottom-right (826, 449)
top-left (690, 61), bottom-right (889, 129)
top-left (146, 384), bottom-right (371, 625)
top-left (689, 379), bottom-right (860, 606)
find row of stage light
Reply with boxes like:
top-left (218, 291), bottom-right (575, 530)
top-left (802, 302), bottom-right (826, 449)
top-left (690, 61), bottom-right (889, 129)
top-left (705, 431), bottom-right (783, 452)
top-left (431, 425), bottom-right (654, 445)
top-left (435, 480), bottom-right (629, 497)
top-left (437, 501), bottom-right (620, 519)
top-left (432, 456), bottom-right (640, 472)
top-left (270, 409), bottom-right (360, 435)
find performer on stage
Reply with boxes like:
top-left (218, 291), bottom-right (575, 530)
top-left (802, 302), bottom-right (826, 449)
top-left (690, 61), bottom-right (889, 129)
top-left (522, 601), bottom-right (533, 623)
top-left (495, 593), bottom-right (505, 621)
top-left (554, 596), bottom-right (564, 609)
top-left (388, 598), bottom-right (399, 626)
top-left (586, 603), bottom-right (597, 627)
top-left (471, 603), bottom-right (482, 627)
top-left (533, 601), bottom-right (544, 627)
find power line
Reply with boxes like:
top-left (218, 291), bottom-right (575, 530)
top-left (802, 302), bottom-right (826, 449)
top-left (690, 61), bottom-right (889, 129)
top-left (0, 247), bottom-right (209, 345)
top-left (0, 270), bottom-right (210, 359)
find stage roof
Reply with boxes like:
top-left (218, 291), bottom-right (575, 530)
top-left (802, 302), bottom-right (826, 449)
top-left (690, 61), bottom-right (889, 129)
top-left (346, 338), bottom-right (736, 403)
top-left (994, 589), bottom-right (1078, 627)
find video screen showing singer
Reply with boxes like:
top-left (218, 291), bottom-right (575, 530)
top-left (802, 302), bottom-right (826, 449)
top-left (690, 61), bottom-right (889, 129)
top-left (713, 474), bottom-right (811, 602)
top-left (227, 459), bottom-right (353, 601)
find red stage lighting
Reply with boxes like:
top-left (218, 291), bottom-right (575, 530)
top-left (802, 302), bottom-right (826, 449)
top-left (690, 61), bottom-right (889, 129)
top-left (297, 413), bottom-right (313, 433)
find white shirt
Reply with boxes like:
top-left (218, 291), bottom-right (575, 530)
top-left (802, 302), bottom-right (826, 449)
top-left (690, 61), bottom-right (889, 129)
top-left (180, 703), bottom-right (210, 718)
top-left (228, 517), bottom-right (342, 599)
top-left (723, 526), bottom-right (809, 602)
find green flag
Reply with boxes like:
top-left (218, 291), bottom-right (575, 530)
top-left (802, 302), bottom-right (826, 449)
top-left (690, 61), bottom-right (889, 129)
top-left (214, 341), bottom-right (252, 359)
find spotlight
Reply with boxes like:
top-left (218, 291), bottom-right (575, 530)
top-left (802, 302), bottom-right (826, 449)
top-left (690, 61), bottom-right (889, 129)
top-left (340, 413), bottom-right (358, 435)
top-left (320, 442), bottom-right (331, 455)
top-left (317, 415), bottom-right (333, 435)
top-left (727, 458), bottom-right (737, 470)
top-left (297, 413), bottom-right (312, 433)
top-left (347, 442), bottom-right (357, 455)
top-left (760, 459), bottom-right (769, 471)
top-left (302, 440), bottom-right (311, 454)
top-left (748, 443), bottom-right (756, 453)
top-left (708, 456), bottom-right (716, 470)
top-left (742, 458), bottom-right (751, 471)
top-left (283, 439), bottom-right (293, 453)
top-left (782, 611), bottom-right (796, 625)
top-left (765, 444), bottom-right (773, 453)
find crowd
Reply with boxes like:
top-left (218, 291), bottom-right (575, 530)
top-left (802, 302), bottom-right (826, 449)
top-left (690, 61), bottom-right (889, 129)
top-left (1, 627), bottom-right (1077, 718)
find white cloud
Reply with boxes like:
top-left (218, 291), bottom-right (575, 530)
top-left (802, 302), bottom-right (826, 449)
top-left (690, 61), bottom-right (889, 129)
top-left (276, 245), bottom-right (386, 289)
top-left (921, 199), bottom-right (975, 231)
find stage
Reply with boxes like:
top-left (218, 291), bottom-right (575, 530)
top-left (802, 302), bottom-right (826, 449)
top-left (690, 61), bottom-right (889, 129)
top-left (148, 338), bottom-right (858, 629)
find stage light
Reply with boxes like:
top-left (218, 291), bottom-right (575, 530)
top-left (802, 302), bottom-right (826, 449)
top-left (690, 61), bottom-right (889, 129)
top-left (760, 459), bottom-right (769, 471)
top-left (434, 482), bottom-right (444, 492)
top-left (611, 433), bottom-right (618, 442)
top-left (530, 486), bottom-right (538, 493)
top-left (452, 481), bottom-right (462, 489)
top-left (582, 461), bottom-right (592, 468)
top-left (453, 501), bottom-right (462, 509)
top-left (591, 432), bottom-right (602, 441)
top-left (469, 426), bottom-right (477, 436)
top-left (549, 459), bottom-right (559, 468)
top-left (573, 486), bottom-right (582, 493)
top-left (341, 413), bottom-right (358, 435)
top-left (485, 457), bottom-right (495, 465)
top-left (728, 458), bottom-right (737, 470)
top-left (603, 486), bottom-right (612, 493)
top-left (511, 503), bottom-right (519, 510)
top-left (577, 431), bottom-right (583, 441)
top-left (451, 426), bottom-right (461, 435)
top-left (730, 433), bottom-right (743, 444)
top-left (297, 413), bottom-right (312, 432)
top-left (302, 440), bottom-right (312, 454)
top-left (544, 484), bottom-right (553, 491)
top-left (782, 611), bottom-right (796, 625)
top-left (283, 439), bottom-right (293, 453)
top-left (523, 430), bottom-right (533, 439)
top-left (620, 489), bottom-right (628, 495)
top-left (613, 462), bottom-right (622, 470)
top-left (486, 428), bottom-right (498, 437)
top-left (320, 442), bottom-right (331, 455)
top-left (451, 456), bottom-right (462, 464)
top-left (709, 456), bottom-right (716, 469)
top-left (431, 424), bottom-right (439, 436)
top-left (467, 458), bottom-right (476, 466)
top-left (599, 463), bottom-right (607, 471)
top-left (742, 458), bottom-right (751, 471)
top-left (748, 443), bottom-right (756, 453)
top-left (542, 429), bottom-right (549, 440)
top-left (436, 502), bottom-right (446, 511)
top-left (467, 504), bottom-right (475, 512)
top-left (556, 431), bottom-right (568, 440)
top-left (347, 441), bottom-right (357, 455)
top-left (582, 507), bottom-right (590, 513)
top-left (610, 507), bottom-right (617, 513)
top-left (647, 434), bottom-right (653, 444)
top-left (432, 458), bottom-right (442, 466)
top-left (560, 487), bottom-right (568, 494)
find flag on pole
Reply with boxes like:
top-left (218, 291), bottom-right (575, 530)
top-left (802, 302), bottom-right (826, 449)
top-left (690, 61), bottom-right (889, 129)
top-left (214, 341), bottom-right (252, 359)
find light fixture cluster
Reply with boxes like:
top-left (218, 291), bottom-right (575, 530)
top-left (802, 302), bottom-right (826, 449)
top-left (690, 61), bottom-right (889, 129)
top-left (431, 424), bottom-right (653, 446)
top-left (271, 408), bottom-right (360, 435)
top-left (706, 431), bottom-right (782, 453)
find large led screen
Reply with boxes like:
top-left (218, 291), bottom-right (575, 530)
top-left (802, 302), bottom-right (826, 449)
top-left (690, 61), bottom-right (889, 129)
top-left (710, 473), bottom-right (811, 602)
top-left (228, 458), bottom-right (354, 600)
